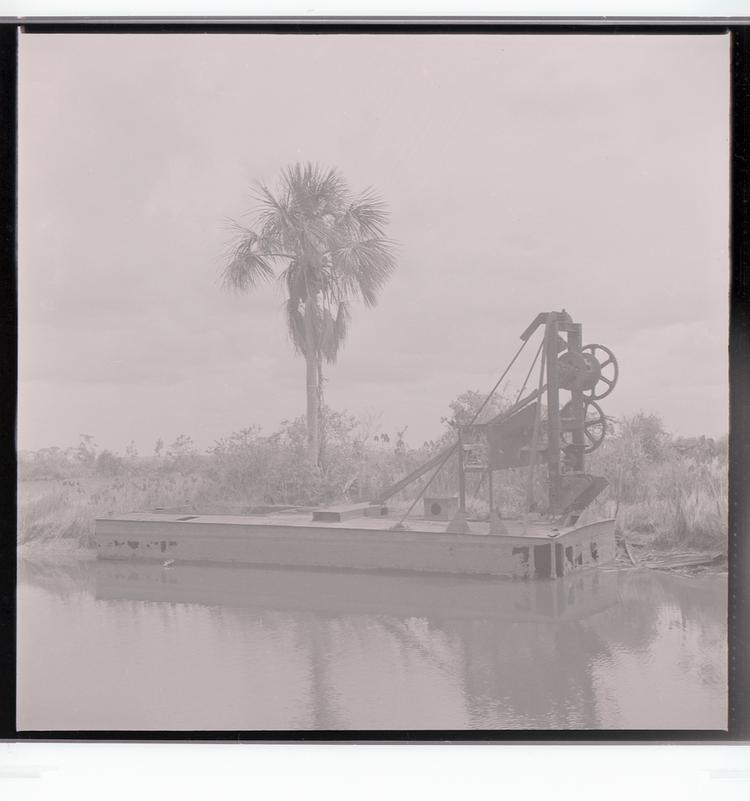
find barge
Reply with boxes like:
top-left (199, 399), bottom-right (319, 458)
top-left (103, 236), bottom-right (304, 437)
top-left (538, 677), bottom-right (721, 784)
top-left (96, 310), bottom-right (620, 580)
top-left (95, 509), bottom-right (616, 580)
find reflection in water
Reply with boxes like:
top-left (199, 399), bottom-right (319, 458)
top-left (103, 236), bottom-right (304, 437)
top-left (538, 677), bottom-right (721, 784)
top-left (17, 558), bottom-right (727, 730)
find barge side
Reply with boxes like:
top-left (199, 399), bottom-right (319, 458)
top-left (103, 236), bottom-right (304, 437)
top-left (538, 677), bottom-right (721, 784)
top-left (95, 512), bottom-right (616, 579)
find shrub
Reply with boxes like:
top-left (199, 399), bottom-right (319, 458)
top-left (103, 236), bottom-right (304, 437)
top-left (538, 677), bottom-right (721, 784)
top-left (95, 450), bottom-right (125, 477)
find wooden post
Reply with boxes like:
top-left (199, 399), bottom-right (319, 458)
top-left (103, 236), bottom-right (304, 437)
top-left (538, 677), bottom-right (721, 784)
top-left (458, 427), bottom-right (466, 512)
top-left (487, 469), bottom-right (494, 514)
top-left (525, 332), bottom-right (547, 512)
top-left (546, 313), bottom-right (561, 515)
top-left (567, 322), bottom-right (586, 474)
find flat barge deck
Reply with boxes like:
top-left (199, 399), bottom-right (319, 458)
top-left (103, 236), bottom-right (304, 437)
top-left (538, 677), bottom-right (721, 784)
top-left (95, 509), bottom-right (616, 580)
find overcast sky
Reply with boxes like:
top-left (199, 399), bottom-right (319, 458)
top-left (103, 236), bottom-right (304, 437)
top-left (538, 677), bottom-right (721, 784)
top-left (18, 33), bottom-right (729, 454)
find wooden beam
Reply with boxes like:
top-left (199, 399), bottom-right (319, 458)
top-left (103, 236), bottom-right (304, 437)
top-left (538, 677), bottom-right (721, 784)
top-left (520, 310), bottom-right (571, 342)
top-left (458, 428), bottom-right (466, 512)
top-left (520, 312), bottom-right (548, 342)
top-left (312, 503), bottom-right (375, 522)
top-left (546, 313), bottom-right (561, 514)
top-left (566, 322), bottom-right (586, 475)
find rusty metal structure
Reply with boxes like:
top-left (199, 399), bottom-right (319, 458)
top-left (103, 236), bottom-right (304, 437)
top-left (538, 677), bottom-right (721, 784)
top-left (375, 310), bottom-right (619, 528)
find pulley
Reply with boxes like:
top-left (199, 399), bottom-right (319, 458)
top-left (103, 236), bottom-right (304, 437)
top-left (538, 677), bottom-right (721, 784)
top-left (560, 398), bottom-right (607, 454)
top-left (581, 344), bottom-right (618, 400)
top-left (558, 350), bottom-right (601, 392)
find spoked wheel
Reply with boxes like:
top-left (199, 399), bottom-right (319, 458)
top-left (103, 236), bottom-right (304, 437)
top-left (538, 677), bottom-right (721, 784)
top-left (581, 344), bottom-right (618, 400)
top-left (560, 399), bottom-right (607, 453)
top-left (557, 350), bottom-right (601, 392)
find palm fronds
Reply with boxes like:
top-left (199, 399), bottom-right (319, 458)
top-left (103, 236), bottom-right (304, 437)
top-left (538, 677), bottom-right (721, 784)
top-left (222, 226), bottom-right (276, 291)
top-left (223, 161), bottom-right (396, 359)
top-left (330, 238), bottom-right (397, 307)
top-left (341, 189), bottom-right (391, 238)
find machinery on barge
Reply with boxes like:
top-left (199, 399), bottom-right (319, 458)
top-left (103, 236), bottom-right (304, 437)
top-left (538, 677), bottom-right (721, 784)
top-left (95, 310), bottom-right (620, 579)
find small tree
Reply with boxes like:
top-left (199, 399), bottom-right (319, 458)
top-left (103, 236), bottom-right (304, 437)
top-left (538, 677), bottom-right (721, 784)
top-left (95, 449), bottom-right (124, 477)
top-left (443, 389), bottom-right (509, 427)
top-left (76, 434), bottom-right (97, 467)
top-left (166, 434), bottom-right (198, 471)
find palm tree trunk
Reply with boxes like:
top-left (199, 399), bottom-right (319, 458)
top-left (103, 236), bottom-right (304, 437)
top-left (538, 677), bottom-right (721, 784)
top-left (305, 352), bottom-right (320, 464)
top-left (304, 311), bottom-right (320, 465)
top-left (317, 353), bottom-right (326, 469)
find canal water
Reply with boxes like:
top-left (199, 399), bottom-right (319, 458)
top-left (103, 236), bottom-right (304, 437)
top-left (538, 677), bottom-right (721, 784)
top-left (17, 558), bottom-right (727, 731)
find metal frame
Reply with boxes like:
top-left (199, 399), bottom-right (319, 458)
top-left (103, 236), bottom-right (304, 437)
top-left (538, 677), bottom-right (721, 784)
top-left (374, 309), bottom-right (609, 525)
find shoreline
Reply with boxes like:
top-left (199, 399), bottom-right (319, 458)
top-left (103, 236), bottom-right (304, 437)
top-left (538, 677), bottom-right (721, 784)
top-left (17, 540), bottom-right (97, 563)
top-left (16, 538), bottom-right (727, 579)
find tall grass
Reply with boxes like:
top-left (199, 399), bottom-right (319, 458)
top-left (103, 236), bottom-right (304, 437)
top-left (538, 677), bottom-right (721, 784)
top-left (584, 414), bottom-right (727, 553)
top-left (18, 490), bottom-right (94, 547)
top-left (18, 473), bottom-right (222, 548)
top-left (616, 459), bottom-right (727, 550)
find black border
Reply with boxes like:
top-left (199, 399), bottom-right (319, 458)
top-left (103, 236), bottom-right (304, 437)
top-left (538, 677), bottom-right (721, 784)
top-left (0, 22), bottom-right (18, 743)
top-left (2, 19), bottom-right (748, 743)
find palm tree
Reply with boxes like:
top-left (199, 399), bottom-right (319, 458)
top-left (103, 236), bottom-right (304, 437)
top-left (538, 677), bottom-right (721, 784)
top-left (222, 162), bottom-right (396, 465)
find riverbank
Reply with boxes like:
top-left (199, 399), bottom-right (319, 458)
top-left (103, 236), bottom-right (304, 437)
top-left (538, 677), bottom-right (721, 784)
top-left (618, 529), bottom-right (727, 577)
top-left (17, 539), bottom-right (97, 563)
top-left (17, 542), bottom-right (726, 579)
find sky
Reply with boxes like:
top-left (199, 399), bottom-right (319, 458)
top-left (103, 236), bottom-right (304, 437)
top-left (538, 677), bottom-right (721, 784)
top-left (18, 33), bottom-right (730, 454)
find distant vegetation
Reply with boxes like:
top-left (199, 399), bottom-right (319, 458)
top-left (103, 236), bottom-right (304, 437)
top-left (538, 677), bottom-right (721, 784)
top-left (18, 394), bottom-right (727, 557)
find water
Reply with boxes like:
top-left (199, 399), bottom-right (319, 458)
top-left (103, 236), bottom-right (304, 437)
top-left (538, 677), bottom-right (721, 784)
top-left (17, 557), bottom-right (727, 730)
